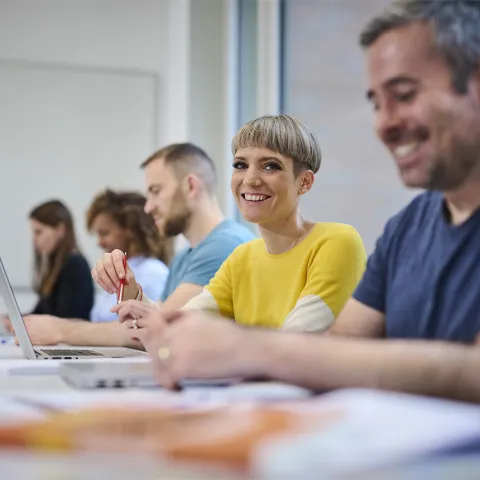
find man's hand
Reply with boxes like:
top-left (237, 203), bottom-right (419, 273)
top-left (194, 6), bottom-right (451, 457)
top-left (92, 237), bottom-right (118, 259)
top-left (21, 315), bottom-right (66, 345)
top-left (136, 310), bottom-right (249, 389)
top-left (91, 249), bottom-right (138, 300)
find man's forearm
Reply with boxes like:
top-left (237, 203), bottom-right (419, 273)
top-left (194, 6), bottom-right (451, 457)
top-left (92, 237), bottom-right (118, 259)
top-left (242, 332), bottom-right (480, 403)
top-left (60, 320), bottom-right (143, 349)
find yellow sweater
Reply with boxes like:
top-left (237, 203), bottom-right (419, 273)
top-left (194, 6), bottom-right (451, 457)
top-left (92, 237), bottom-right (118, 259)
top-left (184, 223), bottom-right (366, 332)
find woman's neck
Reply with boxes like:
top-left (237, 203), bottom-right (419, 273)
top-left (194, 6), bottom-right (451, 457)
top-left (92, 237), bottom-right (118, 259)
top-left (259, 212), bottom-right (310, 255)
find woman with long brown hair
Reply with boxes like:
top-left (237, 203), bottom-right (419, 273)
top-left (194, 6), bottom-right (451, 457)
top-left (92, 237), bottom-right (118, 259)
top-left (30, 200), bottom-right (94, 319)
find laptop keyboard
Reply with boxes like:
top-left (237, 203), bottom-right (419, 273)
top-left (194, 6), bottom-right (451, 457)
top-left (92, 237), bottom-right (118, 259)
top-left (35, 349), bottom-right (105, 357)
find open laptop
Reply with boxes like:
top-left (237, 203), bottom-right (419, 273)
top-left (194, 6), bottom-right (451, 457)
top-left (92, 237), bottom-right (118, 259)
top-left (0, 257), bottom-right (146, 360)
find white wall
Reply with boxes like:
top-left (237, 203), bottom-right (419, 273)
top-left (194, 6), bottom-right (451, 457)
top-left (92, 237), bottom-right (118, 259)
top-left (0, 0), bottom-right (170, 70)
top-left (0, 0), bottom-right (171, 312)
top-left (0, 0), bottom-right (239, 312)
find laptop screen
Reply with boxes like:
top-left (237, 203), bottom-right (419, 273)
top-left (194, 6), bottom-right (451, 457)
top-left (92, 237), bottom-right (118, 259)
top-left (0, 258), bottom-right (36, 359)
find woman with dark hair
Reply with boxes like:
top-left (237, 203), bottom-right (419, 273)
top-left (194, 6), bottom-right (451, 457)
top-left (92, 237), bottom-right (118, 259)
top-left (86, 189), bottom-right (172, 322)
top-left (29, 200), bottom-right (94, 319)
top-left (20, 191), bottom-right (172, 334)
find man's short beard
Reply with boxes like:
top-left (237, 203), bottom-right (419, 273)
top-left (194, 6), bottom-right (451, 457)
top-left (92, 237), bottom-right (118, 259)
top-left (425, 145), bottom-right (480, 192)
top-left (162, 209), bottom-right (192, 238)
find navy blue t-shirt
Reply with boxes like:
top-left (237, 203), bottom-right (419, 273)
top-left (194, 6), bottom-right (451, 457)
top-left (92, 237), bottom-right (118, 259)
top-left (353, 191), bottom-right (480, 342)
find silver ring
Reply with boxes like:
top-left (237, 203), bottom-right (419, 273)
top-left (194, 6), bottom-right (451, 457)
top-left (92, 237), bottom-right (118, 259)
top-left (132, 318), bottom-right (139, 329)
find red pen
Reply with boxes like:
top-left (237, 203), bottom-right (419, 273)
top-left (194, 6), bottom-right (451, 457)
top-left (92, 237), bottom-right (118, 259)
top-left (117, 252), bottom-right (127, 304)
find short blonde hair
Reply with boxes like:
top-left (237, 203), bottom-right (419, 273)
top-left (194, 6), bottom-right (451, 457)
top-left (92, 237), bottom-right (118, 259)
top-left (231, 115), bottom-right (322, 174)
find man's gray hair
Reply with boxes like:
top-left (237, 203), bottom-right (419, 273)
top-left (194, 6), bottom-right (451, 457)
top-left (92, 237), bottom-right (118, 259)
top-left (360, 0), bottom-right (480, 93)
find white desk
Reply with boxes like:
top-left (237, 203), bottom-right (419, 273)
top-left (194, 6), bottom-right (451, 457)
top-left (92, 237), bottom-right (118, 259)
top-left (0, 343), bottom-right (309, 479)
top-left (1, 344), bottom-right (480, 479)
top-left (0, 343), bottom-right (313, 411)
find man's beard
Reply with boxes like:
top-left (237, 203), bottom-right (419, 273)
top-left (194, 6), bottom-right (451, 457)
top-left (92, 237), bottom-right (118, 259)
top-left (158, 188), bottom-right (192, 238)
top-left (162, 209), bottom-right (191, 238)
top-left (424, 142), bottom-right (480, 192)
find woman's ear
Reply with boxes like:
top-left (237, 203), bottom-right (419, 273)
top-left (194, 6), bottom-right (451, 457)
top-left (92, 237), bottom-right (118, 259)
top-left (298, 170), bottom-right (314, 195)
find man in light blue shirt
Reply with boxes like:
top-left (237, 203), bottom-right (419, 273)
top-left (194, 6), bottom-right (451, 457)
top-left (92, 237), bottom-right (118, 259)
top-left (161, 219), bottom-right (254, 301)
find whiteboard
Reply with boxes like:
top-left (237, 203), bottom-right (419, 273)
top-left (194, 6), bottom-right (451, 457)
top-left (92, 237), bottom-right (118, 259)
top-left (0, 61), bottom-right (158, 288)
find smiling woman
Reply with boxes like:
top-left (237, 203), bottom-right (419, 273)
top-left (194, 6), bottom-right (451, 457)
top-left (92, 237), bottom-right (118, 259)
top-left (183, 114), bottom-right (367, 332)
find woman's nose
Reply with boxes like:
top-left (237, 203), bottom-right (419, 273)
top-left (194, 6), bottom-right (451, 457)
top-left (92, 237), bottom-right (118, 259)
top-left (243, 168), bottom-right (262, 187)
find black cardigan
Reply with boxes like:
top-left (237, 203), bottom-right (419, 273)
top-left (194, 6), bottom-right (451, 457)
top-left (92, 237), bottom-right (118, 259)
top-left (32, 253), bottom-right (94, 320)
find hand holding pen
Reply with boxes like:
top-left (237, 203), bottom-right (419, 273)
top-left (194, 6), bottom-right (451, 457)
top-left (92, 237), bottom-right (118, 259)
top-left (91, 249), bottom-right (139, 300)
top-left (117, 252), bottom-right (127, 304)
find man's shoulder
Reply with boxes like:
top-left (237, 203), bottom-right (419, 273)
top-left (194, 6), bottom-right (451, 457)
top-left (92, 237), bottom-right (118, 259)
top-left (169, 246), bottom-right (191, 266)
top-left (384, 191), bottom-right (441, 238)
top-left (202, 219), bottom-right (256, 249)
top-left (173, 220), bottom-right (254, 266)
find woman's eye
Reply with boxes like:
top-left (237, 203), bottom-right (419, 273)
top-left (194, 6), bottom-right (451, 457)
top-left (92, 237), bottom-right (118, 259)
top-left (264, 163), bottom-right (281, 171)
top-left (232, 162), bottom-right (247, 170)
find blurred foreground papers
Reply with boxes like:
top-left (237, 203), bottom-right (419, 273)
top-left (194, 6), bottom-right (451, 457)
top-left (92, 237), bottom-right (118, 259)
top-left (0, 387), bottom-right (478, 477)
top-left (252, 388), bottom-right (480, 478)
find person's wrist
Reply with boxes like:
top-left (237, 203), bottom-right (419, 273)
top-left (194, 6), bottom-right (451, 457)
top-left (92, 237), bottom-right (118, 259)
top-left (55, 317), bottom-right (69, 344)
top-left (232, 328), bottom-right (270, 379)
top-left (125, 281), bottom-right (139, 301)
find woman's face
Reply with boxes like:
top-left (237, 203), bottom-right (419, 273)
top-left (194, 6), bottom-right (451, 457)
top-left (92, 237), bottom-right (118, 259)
top-left (30, 219), bottom-right (65, 256)
top-left (90, 213), bottom-right (129, 253)
top-left (231, 146), bottom-right (312, 226)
